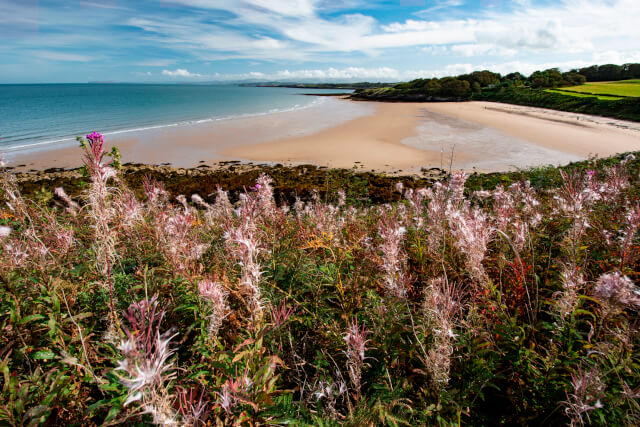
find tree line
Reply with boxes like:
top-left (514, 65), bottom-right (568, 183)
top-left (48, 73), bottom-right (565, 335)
top-left (353, 63), bottom-right (640, 101)
top-left (576, 63), bottom-right (640, 82)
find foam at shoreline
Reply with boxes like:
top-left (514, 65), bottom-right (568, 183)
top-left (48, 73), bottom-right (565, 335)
top-left (2, 96), bottom-right (331, 153)
top-left (5, 99), bottom-right (640, 174)
top-left (4, 97), bottom-right (376, 170)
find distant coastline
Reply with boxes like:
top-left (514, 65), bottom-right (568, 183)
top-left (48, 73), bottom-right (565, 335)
top-left (239, 82), bottom-right (391, 89)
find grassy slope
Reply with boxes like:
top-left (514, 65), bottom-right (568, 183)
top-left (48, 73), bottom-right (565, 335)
top-left (352, 77), bottom-right (640, 122)
top-left (476, 86), bottom-right (640, 122)
top-left (545, 89), bottom-right (623, 101)
top-left (549, 80), bottom-right (640, 99)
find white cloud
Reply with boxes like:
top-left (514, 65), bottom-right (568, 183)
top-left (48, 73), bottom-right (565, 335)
top-left (205, 55), bottom-right (634, 83)
top-left (9, 0), bottom-right (636, 82)
top-left (162, 68), bottom-right (204, 78)
top-left (137, 59), bottom-right (175, 67)
top-left (0, 0), bottom-right (39, 35)
top-left (244, 0), bottom-right (318, 17)
top-left (450, 44), bottom-right (518, 58)
top-left (206, 65), bottom-right (482, 82)
top-left (414, 0), bottom-right (464, 17)
top-left (210, 66), bottom-right (402, 81)
top-left (591, 50), bottom-right (640, 65)
top-left (147, 0), bottom-right (639, 65)
top-left (32, 51), bottom-right (95, 62)
top-left (165, 0), bottom-right (318, 17)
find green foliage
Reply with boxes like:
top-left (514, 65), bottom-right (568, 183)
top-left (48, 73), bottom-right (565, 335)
top-left (550, 80), bottom-right (640, 98)
top-left (476, 86), bottom-right (640, 122)
top-left (354, 76), bottom-right (472, 101)
top-left (577, 63), bottom-right (640, 82)
top-left (2, 151), bottom-right (640, 425)
top-left (351, 62), bottom-right (640, 122)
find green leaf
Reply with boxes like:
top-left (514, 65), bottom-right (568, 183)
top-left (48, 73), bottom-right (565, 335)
top-left (105, 405), bottom-right (121, 423)
top-left (573, 309), bottom-right (597, 321)
top-left (18, 314), bottom-right (46, 324)
top-left (31, 350), bottom-right (57, 360)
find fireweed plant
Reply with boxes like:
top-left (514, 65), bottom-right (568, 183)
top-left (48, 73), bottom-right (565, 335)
top-left (0, 133), bottom-right (639, 425)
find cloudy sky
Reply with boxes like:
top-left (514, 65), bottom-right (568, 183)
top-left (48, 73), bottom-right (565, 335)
top-left (1, 0), bottom-right (639, 83)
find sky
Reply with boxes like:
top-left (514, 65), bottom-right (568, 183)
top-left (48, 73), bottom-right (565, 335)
top-left (0, 0), bottom-right (639, 83)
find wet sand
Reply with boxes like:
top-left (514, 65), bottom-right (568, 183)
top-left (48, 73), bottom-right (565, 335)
top-left (221, 102), bottom-right (458, 171)
top-left (6, 99), bottom-right (640, 173)
top-left (228, 100), bottom-right (640, 172)
top-left (419, 101), bottom-right (640, 165)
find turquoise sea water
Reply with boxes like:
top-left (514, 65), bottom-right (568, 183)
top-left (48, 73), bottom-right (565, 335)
top-left (0, 84), bottom-right (349, 151)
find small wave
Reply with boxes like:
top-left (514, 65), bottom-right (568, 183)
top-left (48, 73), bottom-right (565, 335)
top-left (1, 96), bottom-right (330, 153)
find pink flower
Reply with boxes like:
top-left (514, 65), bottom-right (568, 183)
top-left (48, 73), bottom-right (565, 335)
top-left (564, 365), bottom-right (605, 426)
top-left (423, 277), bottom-right (461, 387)
top-left (0, 226), bottom-right (10, 239)
top-left (270, 300), bottom-right (296, 329)
top-left (343, 318), bottom-right (370, 399)
top-left (594, 271), bottom-right (640, 312)
top-left (115, 297), bottom-right (178, 423)
top-left (378, 213), bottom-right (409, 298)
top-left (448, 206), bottom-right (493, 282)
top-left (198, 280), bottom-right (229, 338)
top-left (86, 131), bottom-right (104, 145)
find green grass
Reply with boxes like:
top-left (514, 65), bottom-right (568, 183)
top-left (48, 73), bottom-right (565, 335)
top-left (551, 79), bottom-right (640, 99)
top-left (545, 88), bottom-right (623, 100)
top-left (479, 86), bottom-right (640, 122)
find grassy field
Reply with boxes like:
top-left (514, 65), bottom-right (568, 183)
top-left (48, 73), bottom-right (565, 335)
top-left (548, 79), bottom-right (640, 99)
top-left (545, 88), bottom-right (624, 100)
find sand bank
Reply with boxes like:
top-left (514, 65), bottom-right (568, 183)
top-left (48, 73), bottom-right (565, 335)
top-left (221, 102), bottom-right (456, 171)
top-left (228, 100), bottom-right (640, 172)
top-left (6, 99), bottom-right (640, 173)
top-left (419, 101), bottom-right (640, 161)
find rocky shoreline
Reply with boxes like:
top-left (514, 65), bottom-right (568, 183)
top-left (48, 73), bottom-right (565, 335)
top-left (11, 161), bottom-right (449, 205)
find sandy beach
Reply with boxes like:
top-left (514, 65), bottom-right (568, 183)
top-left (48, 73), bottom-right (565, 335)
top-left (221, 102), bottom-right (459, 171)
top-left (419, 101), bottom-right (640, 161)
top-left (227, 100), bottom-right (640, 172)
top-left (6, 99), bottom-right (640, 173)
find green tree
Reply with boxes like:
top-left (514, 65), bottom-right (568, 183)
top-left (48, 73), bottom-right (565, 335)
top-left (438, 77), bottom-right (471, 97)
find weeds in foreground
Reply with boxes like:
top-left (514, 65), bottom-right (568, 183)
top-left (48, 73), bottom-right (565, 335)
top-left (0, 136), bottom-right (639, 425)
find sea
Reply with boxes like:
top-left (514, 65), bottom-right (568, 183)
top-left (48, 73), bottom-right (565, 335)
top-left (0, 84), bottom-right (351, 152)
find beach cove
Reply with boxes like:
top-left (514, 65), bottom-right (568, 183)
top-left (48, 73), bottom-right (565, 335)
top-left (5, 98), bottom-right (640, 173)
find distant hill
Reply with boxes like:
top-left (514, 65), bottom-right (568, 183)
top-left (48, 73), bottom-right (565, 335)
top-left (349, 63), bottom-right (640, 122)
top-left (239, 82), bottom-right (393, 89)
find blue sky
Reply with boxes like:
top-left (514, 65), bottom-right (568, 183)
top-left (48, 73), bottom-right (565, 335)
top-left (1, 0), bottom-right (638, 83)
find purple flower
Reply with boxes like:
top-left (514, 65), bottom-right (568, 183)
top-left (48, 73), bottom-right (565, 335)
top-left (587, 170), bottom-right (595, 176)
top-left (86, 131), bottom-right (104, 145)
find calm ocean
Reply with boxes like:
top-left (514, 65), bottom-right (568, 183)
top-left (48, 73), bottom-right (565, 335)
top-left (0, 84), bottom-right (349, 151)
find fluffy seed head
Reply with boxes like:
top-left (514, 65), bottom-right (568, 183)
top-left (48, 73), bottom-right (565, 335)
top-left (594, 272), bottom-right (640, 313)
top-left (0, 226), bottom-right (10, 239)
